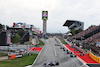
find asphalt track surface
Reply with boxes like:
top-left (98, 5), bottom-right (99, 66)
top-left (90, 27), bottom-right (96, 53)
top-left (33, 38), bottom-right (83, 67)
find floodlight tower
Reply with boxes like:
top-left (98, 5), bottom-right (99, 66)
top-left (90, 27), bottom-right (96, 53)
top-left (42, 11), bottom-right (48, 37)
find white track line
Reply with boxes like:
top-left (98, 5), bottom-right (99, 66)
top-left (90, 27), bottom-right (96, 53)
top-left (54, 46), bottom-right (57, 56)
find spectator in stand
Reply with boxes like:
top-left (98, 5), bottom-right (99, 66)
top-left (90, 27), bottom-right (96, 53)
top-left (85, 32), bottom-right (100, 44)
top-left (93, 38), bottom-right (100, 44)
top-left (71, 25), bottom-right (100, 39)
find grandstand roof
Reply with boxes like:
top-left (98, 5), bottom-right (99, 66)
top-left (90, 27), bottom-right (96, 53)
top-left (63, 20), bottom-right (81, 27)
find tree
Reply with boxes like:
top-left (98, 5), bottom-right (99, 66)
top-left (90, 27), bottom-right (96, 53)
top-left (32, 31), bottom-right (34, 34)
top-left (0, 23), bottom-right (5, 32)
top-left (17, 29), bottom-right (25, 38)
top-left (71, 29), bottom-right (83, 36)
top-left (6, 25), bottom-right (9, 30)
top-left (72, 29), bottom-right (76, 35)
top-left (88, 25), bottom-right (96, 29)
top-left (75, 29), bottom-right (83, 34)
top-left (11, 34), bottom-right (21, 43)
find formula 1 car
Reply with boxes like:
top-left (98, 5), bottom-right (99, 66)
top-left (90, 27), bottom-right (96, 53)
top-left (43, 61), bottom-right (59, 67)
top-left (67, 51), bottom-right (72, 54)
top-left (70, 54), bottom-right (76, 57)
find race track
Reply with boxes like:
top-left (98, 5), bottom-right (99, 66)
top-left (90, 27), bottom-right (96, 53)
top-left (33, 38), bottom-right (83, 67)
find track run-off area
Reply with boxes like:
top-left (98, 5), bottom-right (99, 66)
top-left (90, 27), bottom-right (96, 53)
top-left (32, 38), bottom-right (83, 67)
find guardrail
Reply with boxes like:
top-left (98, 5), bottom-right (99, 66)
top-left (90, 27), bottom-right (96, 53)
top-left (89, 52), bottom-right (100, 63)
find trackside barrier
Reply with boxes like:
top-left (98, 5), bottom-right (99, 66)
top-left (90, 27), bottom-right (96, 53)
top-left (89, 52), bottom-right (100, 63)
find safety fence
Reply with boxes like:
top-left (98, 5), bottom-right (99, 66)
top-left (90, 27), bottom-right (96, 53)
top-left (89, 52), bottom-right (100, 63)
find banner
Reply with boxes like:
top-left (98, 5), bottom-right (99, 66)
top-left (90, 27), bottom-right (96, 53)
top-left (7, 33), bottom-right (11, 44)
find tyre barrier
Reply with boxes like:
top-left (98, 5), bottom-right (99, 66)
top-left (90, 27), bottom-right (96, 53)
top-left (89, 52), bottom-right (100, 63)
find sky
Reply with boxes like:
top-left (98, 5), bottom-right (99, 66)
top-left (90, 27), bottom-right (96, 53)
top-left (0, 0), bottom-right (100, 33)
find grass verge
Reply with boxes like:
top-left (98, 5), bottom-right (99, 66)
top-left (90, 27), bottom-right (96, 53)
top-left (60, 39), bottom-right (68, 44)
top-left (39, 39), bottom-right (45, 46)
top-left (0, 52), bottom-right (8, 57)
top-left (0, 53), bottom-right (38, 67)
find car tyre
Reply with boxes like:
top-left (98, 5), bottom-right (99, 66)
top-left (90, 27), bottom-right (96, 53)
top-left (44, 63), bottom-right (46, 66)
top-left (60, 47), bottom-right (62, 49)
top-left (75, 55), bottom-right (76, 57)
top-left (70, 52), bottom-right (72, 54)
top-left (56, 62), bottom-right (59, 65)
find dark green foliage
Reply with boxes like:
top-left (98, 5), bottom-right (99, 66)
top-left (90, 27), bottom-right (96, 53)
top-left (72, 29), bottom-right (76, 35)
top-left (60, 39), bottom-right (68, 44)
top-left (6, 25), bottom-right (9, 30)
top-left (39, 39), bottom-right (45, 45)
top-left (0, 23), bottom-right (5, 32)
top-left (75, 29), bottom-right (83, 34)
top-left (11, 29), bottom-right (25, 43)
top-left (0, 52), bottom-right (7, 57)
top-left (32, 31), bottom-right (34, 34)
top-left (88, 25), bottom-right (96, 29)
top-left (17, 29), bottom-right (25, 38)
top-left (11, 34), bottom-right (21, 43)
top-left (71, 29), bottom-right (83, 36)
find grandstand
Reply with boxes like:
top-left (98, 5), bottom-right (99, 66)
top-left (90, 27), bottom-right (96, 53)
top-left (63, 20), bottom-right (84, 30)
top-left (67, 25), bottom-right (100, 56)
top-left (71, 25), bottom-right (100, 40)
top-left (63, 20), bottom-right (84, 36)
top-left (85, 32), bottom-right (100, 44)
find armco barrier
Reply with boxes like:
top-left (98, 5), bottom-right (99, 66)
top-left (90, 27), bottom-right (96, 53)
top-left (89, 52), bottom-right (100, 63)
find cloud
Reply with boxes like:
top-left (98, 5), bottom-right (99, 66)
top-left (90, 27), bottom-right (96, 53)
top-left (0, 0), bottom-right (59, 27)
top-left (0, 0), bottom-right (100, 33)
top-left (49, 0), bottom-right (100, 31)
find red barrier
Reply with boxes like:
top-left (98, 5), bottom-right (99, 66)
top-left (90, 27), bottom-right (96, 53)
top-left (65, 45), bottom-right (98, 63)
top-left (28, 47), bottom-right (42, 52)
top-left (32, 47), bottom-right (42, 51)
